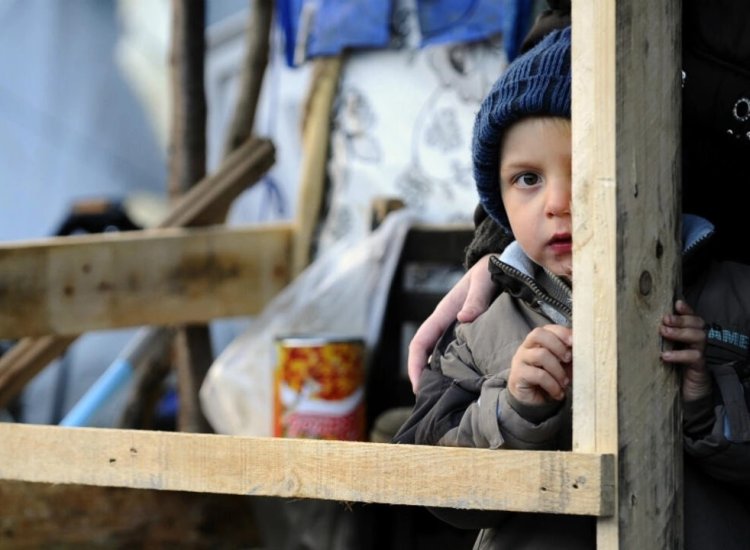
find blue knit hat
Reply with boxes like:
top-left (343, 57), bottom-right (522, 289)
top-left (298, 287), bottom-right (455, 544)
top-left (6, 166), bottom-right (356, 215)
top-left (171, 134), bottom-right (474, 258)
top-left (473, 26), bottom-right (571, 229)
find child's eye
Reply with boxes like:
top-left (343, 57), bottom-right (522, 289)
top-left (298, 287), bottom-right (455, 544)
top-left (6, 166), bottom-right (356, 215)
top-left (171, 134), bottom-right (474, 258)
top-left (514, 172), bottom-right (541, 187)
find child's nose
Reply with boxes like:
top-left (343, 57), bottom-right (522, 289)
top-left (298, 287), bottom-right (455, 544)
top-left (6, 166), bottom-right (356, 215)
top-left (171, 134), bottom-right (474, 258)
top-left (545, 179), bottom-right (572, 216)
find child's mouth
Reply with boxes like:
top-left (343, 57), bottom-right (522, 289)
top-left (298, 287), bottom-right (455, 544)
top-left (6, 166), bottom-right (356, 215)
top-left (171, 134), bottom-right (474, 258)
top-left (548, 234), bottom-right (572, 253)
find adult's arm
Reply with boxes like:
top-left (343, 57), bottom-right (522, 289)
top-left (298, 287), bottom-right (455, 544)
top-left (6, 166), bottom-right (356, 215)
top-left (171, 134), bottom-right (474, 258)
top-left (407, 212), bottom-right (510, 391)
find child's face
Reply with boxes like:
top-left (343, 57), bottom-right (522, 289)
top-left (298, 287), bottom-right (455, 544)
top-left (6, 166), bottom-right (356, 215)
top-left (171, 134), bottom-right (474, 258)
top-left (499, 117), bottom-right (572, 278)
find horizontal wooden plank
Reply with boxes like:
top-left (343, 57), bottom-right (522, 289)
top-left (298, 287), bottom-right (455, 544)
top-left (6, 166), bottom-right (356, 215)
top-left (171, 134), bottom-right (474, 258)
top-left (0, 424), bottom-right (614, 517)
top-left (0, 224), bottom-right (292, 338)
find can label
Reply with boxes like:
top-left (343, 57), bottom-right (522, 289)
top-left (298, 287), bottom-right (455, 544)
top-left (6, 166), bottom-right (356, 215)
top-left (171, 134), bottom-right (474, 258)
top-left (274, 337), bottom-right (365, 440)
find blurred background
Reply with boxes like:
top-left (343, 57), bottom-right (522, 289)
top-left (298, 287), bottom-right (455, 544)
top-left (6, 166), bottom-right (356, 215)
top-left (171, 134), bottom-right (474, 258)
top-left (0, 1), bottom-right (538, 547)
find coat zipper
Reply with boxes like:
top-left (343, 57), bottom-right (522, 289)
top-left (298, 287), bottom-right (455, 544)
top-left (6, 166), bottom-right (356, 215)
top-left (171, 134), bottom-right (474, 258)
top-left (490, 256), bottom-right (572, 320)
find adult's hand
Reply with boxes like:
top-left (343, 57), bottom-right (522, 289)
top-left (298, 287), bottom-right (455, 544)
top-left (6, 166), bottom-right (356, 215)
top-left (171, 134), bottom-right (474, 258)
top-left (407, 254), bottom-right (496, 392)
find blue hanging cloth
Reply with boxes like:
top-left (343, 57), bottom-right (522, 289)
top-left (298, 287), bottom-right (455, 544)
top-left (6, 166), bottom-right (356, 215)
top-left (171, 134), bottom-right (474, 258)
top-left (277, 0), bottom-right (305, 67)
top-left (308, 0), bottom-right (392, 58)
top-left (277, 0), bottom-right (533, 67)
top-left (277, 0), bottom-right (391, 67)
top-left (415, 0), bottom-right (533, 60)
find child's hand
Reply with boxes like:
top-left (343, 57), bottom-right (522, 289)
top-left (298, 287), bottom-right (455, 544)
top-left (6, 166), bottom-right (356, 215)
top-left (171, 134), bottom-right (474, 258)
top-left (660, 300), bottom-right (711, 402)
top-left (509, 325), bottom-right (572, 406)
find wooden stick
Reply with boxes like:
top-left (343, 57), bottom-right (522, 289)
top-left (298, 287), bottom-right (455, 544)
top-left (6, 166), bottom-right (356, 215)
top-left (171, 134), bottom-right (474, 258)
top-left (222, 0), bottom-right (273, 156)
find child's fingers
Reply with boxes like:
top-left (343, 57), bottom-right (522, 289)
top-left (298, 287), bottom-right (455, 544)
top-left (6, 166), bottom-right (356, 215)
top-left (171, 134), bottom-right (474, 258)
top-left (514, 362), bottom-right (567, 401)
top-left (511, 325), bottom-right (573, 403)
top-left (523, 325), bottom-right (572, 363)
top-left (518, 346), bottom-right (570, 391)
top-left (541, 324), bottom-right (573, 347)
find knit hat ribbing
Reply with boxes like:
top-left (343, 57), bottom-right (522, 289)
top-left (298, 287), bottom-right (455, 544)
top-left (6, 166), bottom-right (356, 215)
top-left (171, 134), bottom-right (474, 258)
top-left (473, 26), bottom-right (572, 229)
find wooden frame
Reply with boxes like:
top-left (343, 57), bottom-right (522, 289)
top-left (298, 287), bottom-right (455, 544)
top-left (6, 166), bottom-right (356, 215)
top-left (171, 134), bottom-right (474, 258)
top-left (0, 1), bottom-right (682, 547)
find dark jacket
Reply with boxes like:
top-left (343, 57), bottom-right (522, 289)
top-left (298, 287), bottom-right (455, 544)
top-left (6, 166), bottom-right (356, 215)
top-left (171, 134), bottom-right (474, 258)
top-left (395, 216), bottom-right (750, 549)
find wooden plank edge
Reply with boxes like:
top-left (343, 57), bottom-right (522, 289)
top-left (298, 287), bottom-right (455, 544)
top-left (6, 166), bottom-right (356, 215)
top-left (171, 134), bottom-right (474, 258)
top-left (0, 223), bottom-right (294, 338)
top-left (0, 424), bottom-right (614, 517)
top-left (0, 222), bottom-right (291, 251)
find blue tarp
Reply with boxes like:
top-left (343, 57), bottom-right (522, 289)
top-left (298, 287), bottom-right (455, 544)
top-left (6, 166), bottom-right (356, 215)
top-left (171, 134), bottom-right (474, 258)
top-left (416, 0), bottom-right (533, 59)
top-left (310, 0), bottom-right (392, 57)
top-left (278, 0), bottom-right (533, 67)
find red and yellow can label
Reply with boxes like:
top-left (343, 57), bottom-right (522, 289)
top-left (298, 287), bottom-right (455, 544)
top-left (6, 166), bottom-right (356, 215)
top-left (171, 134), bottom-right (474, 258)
top-left (273, 337), bottom-right (365, 440)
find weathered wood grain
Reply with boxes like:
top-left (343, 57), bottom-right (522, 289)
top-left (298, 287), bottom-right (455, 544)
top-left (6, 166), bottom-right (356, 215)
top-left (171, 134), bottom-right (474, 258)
top-left (0, 423), bottom-right (614, 517)
top-left (0, 224), bottom-right (292, 338)
top-left (572, 1), bottom-right (683, 547)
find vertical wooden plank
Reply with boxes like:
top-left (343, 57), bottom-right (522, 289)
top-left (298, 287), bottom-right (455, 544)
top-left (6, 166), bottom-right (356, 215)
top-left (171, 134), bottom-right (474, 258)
top-left (291, 57), bottom-right (342, 276)
top-left (169, 0), bottom-right (212, 433)
top-left (571, 1), bottom-right (682, 548)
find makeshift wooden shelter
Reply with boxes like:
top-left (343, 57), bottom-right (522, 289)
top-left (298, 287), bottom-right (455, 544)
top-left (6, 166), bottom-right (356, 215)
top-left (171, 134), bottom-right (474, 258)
top-left (0, 0), bottom-right (684, 547)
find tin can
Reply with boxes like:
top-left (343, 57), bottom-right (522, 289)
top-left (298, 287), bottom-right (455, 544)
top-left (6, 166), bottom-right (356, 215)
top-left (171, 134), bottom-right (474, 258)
top-left (273, 335), bottom-right (365, 440)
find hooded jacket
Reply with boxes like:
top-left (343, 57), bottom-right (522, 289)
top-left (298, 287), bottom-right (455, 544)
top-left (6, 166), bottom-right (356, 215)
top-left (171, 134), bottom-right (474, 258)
top-left (394, 215), bottom-right (750, 549)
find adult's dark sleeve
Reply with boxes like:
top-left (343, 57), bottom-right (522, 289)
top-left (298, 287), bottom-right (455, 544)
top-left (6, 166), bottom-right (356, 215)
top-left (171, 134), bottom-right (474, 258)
top-left (520, 1), bottom-right (571, 53)
top-left (463, 205), bottom-right (512, 269)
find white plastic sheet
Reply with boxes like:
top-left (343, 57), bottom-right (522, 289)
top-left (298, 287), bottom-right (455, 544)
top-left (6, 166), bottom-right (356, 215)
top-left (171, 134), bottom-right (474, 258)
top-left (200, 210), bottom-right (419, 436)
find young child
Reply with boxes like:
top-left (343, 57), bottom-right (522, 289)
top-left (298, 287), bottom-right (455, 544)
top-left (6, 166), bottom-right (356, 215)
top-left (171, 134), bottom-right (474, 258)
top-left (395, 27), bottom-right (750, 549)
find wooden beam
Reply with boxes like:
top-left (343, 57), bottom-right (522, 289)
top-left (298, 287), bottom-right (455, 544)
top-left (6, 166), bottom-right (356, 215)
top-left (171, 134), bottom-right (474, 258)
top-left (571, 1), bottom-right (682, 548)
top-left (0, 224), bottom-right (292, 338)
top-left (168, 0), bottom-right (212, 434)
top-left (291, 57), bottom-right (342, 276)
top-left (160, 136), bottom-right (275, 228)
top-left (0, 424), bottom-right (615, 517)
top-left (222, 0), bottom-right (273, 156)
